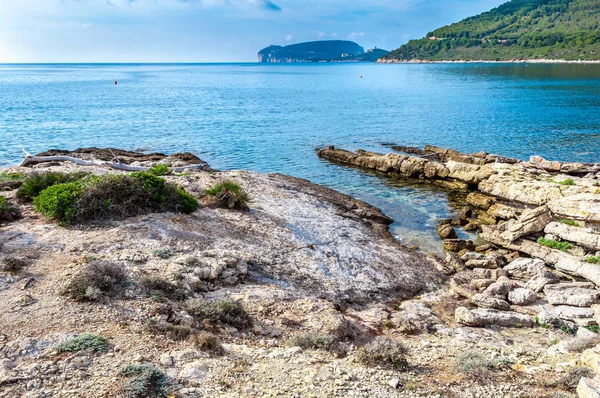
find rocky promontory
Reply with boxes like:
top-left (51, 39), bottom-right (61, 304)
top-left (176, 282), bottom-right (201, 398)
top-left (1, 147), bottom-right (599, 397)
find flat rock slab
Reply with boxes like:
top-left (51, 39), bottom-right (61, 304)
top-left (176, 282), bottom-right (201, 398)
top-left (455, 307), bottom-right (533, 327)
top-left (545, 221), bottom-right (600, 251)
top-left (544, 283), bottom-right (600, 307)
top-left (578, 377), bottom-right (600, 398)
top-left (548, 193), bottom-right (600, 222)
top-left (552, 306), bottom-right (596, 326)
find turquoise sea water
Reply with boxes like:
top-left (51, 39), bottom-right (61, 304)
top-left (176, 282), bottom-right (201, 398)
top-left (1, 63), bottom-right (599, 252)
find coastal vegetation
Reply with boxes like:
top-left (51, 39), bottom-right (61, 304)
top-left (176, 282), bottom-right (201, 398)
top-left (119, 364), bottom-right (170, 398)
top-left (205, 179), bottom-right (250, 210)
top-left (537, 237), bottom-right (573, 252)
top-left (31, 172), bottom-right (198, 225)
top-left (0, 195), bottom-right (21, 222)
top-left (56, 333), bottom-right (109, 353)
top-left (62, 261), bottom-right (128, 301)
top-left (382, 0), bottom-right (600, 61)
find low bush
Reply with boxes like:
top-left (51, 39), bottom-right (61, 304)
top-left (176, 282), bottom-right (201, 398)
top-left (56, 333), bottom-right (108, 353)
top-left (587, 256), bottom-right (600, 264)
top-left (0, 195), bottom-right (21, 222)
top-left (555, 366), bottom-right (594, 390)
top-left (0, 172), bottom-right (25, 190)
top-left (33, 172), bottom-right (198, 225)
top-left (17, 171), bottom-right (85, 201)
top-left (119, 364), bottom-right (170, 398)
top-left (190, 332), bottom-right (224, 355)
top-left (456, 352), bottom-right (495, 373)
top-left (560, 219), bottom-right (580, 227)
top-left (148, 164), bottom-right (170, 176)
top-left (152, 249), bottom-right (172, 259)
top-left (356, 336), bottom-right (408, 370)
top-left (205, 180), bottom-right (250, 210)
top-left (537, 237), bottom-right (573, 252)
top-left (139, 276), bottom-right (187, 301)
top-left (186, 298), bottom-right (252, 329)
top-left (1, 256), bottom-right (28, 272)
top-left (145, 319), bottom-right (191, 340)
top-left (559, 179), bottom-right (575, 186)
top-left (63, 261), bottom-right (127, 301)
top-left (288, 333), bottom-right (339, 351)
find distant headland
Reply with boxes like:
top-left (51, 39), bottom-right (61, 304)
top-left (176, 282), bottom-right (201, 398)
top-left (257, 40), bottom-right (389, 63)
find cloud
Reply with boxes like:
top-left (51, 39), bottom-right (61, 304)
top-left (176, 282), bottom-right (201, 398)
top-left (317, 31), bottom-right (325, 38)
top-left (285, 34), bottom-right (293, 41)
top-left (81, 23), bottom-right (93, 28)
top-left (348, 32), bottom-right (364, 39)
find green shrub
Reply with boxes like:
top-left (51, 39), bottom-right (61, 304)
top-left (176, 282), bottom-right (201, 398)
top-left (32, 172), bottom-right (198, 225)
top-left (33, 182), bottom-right (84, 225)
top-left (584, 325), bottom-right (599, 333)
top-left (587, 256), bottom-right (600, 265)
top-left (148, 164), bottom-right (170, 176)
top-left (63, 261), bottom-right (127, 301)
top-left (144, 319), bottom-right (191, 340)
top-left (456, 352), bottom-right (495, 373)
top-left (289, 333), bottom-right (339, 351)
top-left (17, 172), bottom-right (73, 201)
top-left (357, 336), bottom-right (408, 370)
top-left (0, 195), bottom-right (21, 222)
top-left (205, 180), bottom-right (250, 210)
top-left (152, 249), bottom-right (172, 259)
top-left (139, 276), bottom-right (187, 301)
top-left (561, 324), bottom-right (577, 335)
top-left (56, 333), bottom-right (108, 353)
top-left (119, 364), bottom-right (170, 398)
top-left (1, 256), bottom-right (28, 272)
top-left (0, 172), bottom-right (25, 190)
top-left (190, 332), bottom-right (224, 355)
top-left (559, 179), bottom-right (575, 186)
top-left (560, 219), bottom-right (580, 227)
top-left (537, 237), bottom-right (573, 252)
top-left (186, 299), bottom-right (252, 329)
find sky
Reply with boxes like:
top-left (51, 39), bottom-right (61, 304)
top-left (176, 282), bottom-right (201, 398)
top-left (0, 0), bottom-right (507, 63)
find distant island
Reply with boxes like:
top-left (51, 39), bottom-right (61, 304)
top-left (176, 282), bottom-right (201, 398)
top-left (257, 40), bottom-right (389, 63)
top-left (380, 0), bottom-right (600, 62)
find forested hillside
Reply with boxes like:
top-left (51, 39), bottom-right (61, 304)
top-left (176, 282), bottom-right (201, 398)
top-left (382, 0), bottom-right (600, 61)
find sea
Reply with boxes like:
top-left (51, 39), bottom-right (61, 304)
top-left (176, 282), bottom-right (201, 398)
top-left (1, 63), bottom-right (599, 252)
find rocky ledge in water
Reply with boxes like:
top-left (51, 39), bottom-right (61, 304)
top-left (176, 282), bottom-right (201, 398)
top-left (319, 144), bottom-right (600, 397)
top-left (0, 148), bottom-right (594, 397)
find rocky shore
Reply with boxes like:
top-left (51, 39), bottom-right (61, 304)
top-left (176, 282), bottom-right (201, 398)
top-left (1, 147), bottom-right (599, 397)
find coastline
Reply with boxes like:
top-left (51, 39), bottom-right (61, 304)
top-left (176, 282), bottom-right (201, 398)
top-left (377, 58), bottom-right (600, 64)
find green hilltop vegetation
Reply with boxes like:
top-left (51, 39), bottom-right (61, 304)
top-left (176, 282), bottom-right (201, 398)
top-left (382, 0), bottom-right (600, 61)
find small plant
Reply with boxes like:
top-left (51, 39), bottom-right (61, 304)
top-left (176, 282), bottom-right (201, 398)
top-left (555, 366), bottom-right (594, 390)
top-left (1, 256), bottom-right (28, 272)
top-left (119, 364), bottom-right (170, 398)
top-left (205, 180), bottom-right (250, 210)
top-left (186, 298), bottom-right (252, 329)
top-left (148, 164), bottom-right (170, 176)
top-left (537, 237), bottom-right (573, 252)
top-left (289, 333), bottom-right (339, 351)
top-left (63, 261), bottom-right (127, 301)
top-left (587, 256), bottom-right (600, 265)
top-left (357, 336), bottom-right (408, 371)
top-left (56, 333), bottom-right (108, 353)
top-left (17, 172), bottom-right (73, 201)
top-left (514, 323), bottom-right (523, 328)
top-left (0, 172), bottom-right (25, 190)
top-left (456, 352), bottom-right (494, 373)
top-left (152, 249), bottom-right (172, 259)
top-left (144, 319), bottom-right (191, 340)
top-left (560, 219), bottom-right (580, 227)
top-left (561, 324), bottom-right (577, 335)
top-left (550, 338), bottom-right (559, 346)
top-left (558, 179), bottom-right (575, 186)
top-left (0, 195), bottom-right (21, 223)
top-left (535, 317), bottom-right (550, 329)
top-left (584, 325), bottom-right (599, 333)
top-left (190, 332), bottom-right (224, 355)
top-left (139, 276), bottom-right (187, 301)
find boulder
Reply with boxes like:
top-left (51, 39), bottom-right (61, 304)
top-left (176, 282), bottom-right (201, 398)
top-left (465, 258), bottom-right (500, 270)
top-left (471, 294), bottom-right (511, 310)
top-left (544, 283), bottom-right (600, 307)
top-left (450, 271), bottom-right (478, 298)
top-left (461, 252), bottom-right (485, 262)
top-left (582, 345), bottom-right (600, 375)
top-left (508, 288), bottom-right (537, 305)
top-left (483, 276), bottom-right (518, 299)
top-left (578, 378), bottom-right (600, 398)
top-left (436, 223), bottom-right (458, 240)
top-left (471, 279), bottom-right (495, 290)
top-left (455, 307), bottom-right (533, 327)
top-left (554, 306), bottom-right (596, 326)
top-left (545, 221), bottom-right (600, 251)
top-left (500, 206), bottom-right (553, 242)
top-left (548, 193), bottom-right (600, 222)
top-left (476, 211), bottom-right (498, 225)
top-left (466, 192), bottom-right (495, 210)
top-left (471, 268), bottom-right (507, 280)
top-left (459, 206), bottom-right (473, 223)
top-left (445, 252), bottom-right (466, 272)
top-left (487, 202), bottom-right (525, 220)
top-left (446, 161), bottom-right (496, 184)
top-left (444, 239), bottom-right (475, 252)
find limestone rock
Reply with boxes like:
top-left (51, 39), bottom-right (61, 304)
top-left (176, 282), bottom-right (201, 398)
top-left (545, 221), bottom-right (600, 251)
top-left (436, 223), bottom-right (458, 240)
top-left (455, 307), bottom-right (533, 327)
top-left (544, 283), bottom-right (600, 307)
top-left (445, 252), bottom-right (466, 272)
top-left (471, 293), bottom-right (511, 310)
top-left (508, 288), bottom-right (537, 305)
top-left (483, 276), bottom-right (518, 299)
top-left (549, 193), bottom-right (600, 222)
top-left (446, 161), bottom-right (496, 184)
top-left (578, 377), bottom-right (600, 398)
top-left (444, 239), bottom-right (474, 252)
top-left (582, 345), bottom-right (600, 375)
top-left (500, 206), bottom-right (553, 242)
top-left (553, 306), bottom-right (596, 326)
top-left (466, 192), bottom-right (495, 210)
top-left (487, 202), bottom-right (525, 220)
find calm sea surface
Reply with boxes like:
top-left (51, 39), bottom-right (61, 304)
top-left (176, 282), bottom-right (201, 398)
top-left (1, 63), bottom-right (599, 252)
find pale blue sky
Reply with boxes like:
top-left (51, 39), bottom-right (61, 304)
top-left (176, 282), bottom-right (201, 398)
top-left (0, 0), bottom-right (506, 62)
